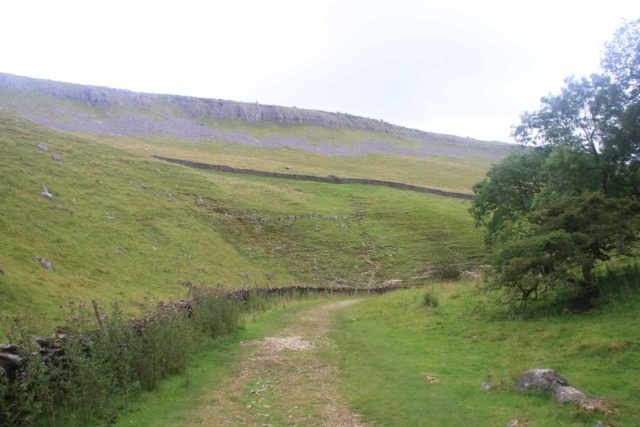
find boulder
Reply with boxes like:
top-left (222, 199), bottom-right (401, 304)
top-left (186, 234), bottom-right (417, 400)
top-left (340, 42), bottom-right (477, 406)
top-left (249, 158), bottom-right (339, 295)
top-left (36, 143), bottom-right (48, 152)
top-left (0, 344), bottom-right (18, 353)
top-left (514, 368), bottom-right (567, 392)
top-left (0, 352), bottom-right (24, 367)
top-left (556, 386), bottom-right (586, 404)
top-left (51, 153), bottom-right (65, 161)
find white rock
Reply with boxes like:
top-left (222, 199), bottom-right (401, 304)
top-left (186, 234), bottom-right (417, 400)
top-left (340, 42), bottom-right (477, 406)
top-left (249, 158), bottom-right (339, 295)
top-left (41, 186), bottom-right (54, 201)
top-left (556, 386), bottom-right (586, 404)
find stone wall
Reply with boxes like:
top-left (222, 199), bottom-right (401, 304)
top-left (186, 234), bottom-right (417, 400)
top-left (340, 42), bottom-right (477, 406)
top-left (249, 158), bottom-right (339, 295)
top-left (0, 283), bottom-right (405, 382)
top-left (154, 156), bottom-right (474, 200)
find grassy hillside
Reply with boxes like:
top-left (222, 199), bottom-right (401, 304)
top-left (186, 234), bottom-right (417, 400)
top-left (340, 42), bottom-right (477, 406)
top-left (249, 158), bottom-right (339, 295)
top-left (93, 131), bottom-right (492, 194)
top-left (0, 112), bottom-right (483, 335)
top-left (0, 73), bottom-right (516, 195)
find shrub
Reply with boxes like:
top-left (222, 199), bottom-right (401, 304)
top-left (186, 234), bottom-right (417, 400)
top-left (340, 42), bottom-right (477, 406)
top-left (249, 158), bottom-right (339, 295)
top-left (430, 262), bottom-right (462, 281)
top-left (0, 291), bottom-right (242, 426)
top-left (422, 289), bottom-right (439, 308)
top-left (191, 293), bottom-right (242, 339)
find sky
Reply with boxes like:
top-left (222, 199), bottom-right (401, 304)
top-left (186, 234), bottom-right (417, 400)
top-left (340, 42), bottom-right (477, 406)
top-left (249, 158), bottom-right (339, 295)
top-left (1, 0), bottom-right (638, 142)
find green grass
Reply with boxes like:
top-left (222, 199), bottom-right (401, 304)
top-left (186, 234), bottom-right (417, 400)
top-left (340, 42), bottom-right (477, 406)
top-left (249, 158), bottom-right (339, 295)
top-left (1, 85), bottom-right (511, 194)
top-left (331, 283), bottom-right (640, 426)
top-left (0, 87), bottom-right (505, 195)
top-left (93, 132), bottom-right (493, 194)
top-left (0, 112), bottom-right (483, 335)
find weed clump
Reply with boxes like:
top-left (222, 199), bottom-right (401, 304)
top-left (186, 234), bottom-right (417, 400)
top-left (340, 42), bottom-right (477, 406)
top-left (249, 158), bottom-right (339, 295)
top-left (422, 289), bottom-right (439, 308)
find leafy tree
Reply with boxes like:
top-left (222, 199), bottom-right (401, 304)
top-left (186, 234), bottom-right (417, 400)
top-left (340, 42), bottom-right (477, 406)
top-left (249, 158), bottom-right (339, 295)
top-left (513, 18), bottom-right (640, 197)
top-left (470, 148), bottom-right (549, 245)
top-left (603, 18), bottom-right (640, 100)
top-left (472, 19), bottom-right (640, 310)
top-left (489, 230), bottom-right (578, 312)
top-left (530, 193), bottom-right (640, 291)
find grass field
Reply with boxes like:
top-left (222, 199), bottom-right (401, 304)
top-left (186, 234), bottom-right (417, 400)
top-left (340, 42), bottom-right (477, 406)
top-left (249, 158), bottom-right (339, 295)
top-left (91, 132), bottom-right (493, 194)
top-left (331, 283), bottom-right (640, 426)
top-left (0, 112), bottom-right (483, 335)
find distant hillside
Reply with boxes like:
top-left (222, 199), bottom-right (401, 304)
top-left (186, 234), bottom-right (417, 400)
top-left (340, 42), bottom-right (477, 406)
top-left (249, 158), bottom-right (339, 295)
top-left (0, 111), bottom-right (484, 334)
top-left (0, 72), bottom-right (514, 160)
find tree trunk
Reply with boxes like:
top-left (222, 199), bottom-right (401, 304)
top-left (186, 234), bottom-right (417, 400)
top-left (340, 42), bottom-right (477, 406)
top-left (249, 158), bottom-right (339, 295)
top-left (581, 261), bottom-right (600, 299)
top-left (601, 167), bottom-right (610, 195)
top-left (581, 262), bottom-right (594, 286)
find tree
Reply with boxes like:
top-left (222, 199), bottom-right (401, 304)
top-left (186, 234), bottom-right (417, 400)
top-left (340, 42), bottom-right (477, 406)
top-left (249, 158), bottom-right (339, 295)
top-left (472, 19), bottom-right (640, 310)
top-left (513, 18), bottom-right (640, 198)
top-left (470, 148), bottom-right (549, 246)
top-left (489, 230), bottom-right (578, 312)
top-left (531, 193), bottom-right (640, 293)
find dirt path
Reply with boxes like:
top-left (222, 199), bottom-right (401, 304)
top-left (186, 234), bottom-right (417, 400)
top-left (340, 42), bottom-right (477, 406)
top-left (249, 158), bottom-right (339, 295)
top-left (180, 299), bottom-right (370, 427)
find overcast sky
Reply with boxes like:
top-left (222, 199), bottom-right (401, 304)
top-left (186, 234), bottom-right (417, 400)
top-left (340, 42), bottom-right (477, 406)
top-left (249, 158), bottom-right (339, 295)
top-left (1, 1), bottom-right (638, 141)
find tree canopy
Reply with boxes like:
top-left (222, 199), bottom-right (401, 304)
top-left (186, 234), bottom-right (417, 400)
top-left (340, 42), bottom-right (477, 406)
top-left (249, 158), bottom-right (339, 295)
top-left (471, 18), bottom-right (640, 310)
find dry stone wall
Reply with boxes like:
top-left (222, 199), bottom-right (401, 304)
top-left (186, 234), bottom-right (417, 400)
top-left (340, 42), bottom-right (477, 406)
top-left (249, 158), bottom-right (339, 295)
top-left (155, 156), bottom-right (474, 200)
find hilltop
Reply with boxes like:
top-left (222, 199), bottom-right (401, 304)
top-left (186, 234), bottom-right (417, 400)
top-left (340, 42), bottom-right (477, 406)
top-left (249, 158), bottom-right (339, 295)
top-left (0, 73), bottom-right (518, 196)
top-left (0, 72), bottom-right (509, 155)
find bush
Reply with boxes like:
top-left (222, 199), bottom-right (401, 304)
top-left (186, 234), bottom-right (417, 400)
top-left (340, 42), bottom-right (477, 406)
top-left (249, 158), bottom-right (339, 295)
top-left (430, 262), bottom-right (462, 281)
top-left (192, 293), bottom-right (242, 339)
top-left (422, 289), bottom-right (439, 308)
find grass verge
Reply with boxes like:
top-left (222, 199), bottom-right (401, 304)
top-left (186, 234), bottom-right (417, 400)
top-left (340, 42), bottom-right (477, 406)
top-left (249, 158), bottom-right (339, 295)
top-left (331, 282), bottom-right (640, 426)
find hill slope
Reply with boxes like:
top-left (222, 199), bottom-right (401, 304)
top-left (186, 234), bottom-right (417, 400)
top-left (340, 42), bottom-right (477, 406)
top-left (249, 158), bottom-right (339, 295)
top-left (0, 72), bottom-right (516, 194)
top-left (0, 112), bottom-right (483, 334)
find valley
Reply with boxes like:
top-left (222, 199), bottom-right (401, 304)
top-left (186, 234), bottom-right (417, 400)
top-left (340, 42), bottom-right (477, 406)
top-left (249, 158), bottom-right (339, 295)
top-left (0, 71), bottom-right (637, 427)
